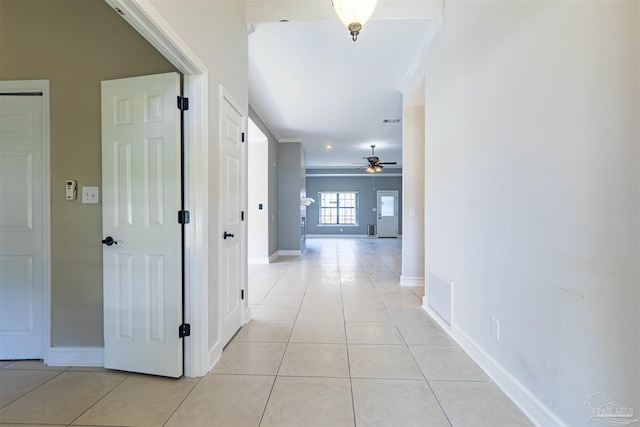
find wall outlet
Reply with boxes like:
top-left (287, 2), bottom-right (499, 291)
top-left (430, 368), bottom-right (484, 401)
top-left (491, 316), bottom-right (500, 340)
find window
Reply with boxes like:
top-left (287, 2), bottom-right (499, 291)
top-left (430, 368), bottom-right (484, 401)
top-left (319, 191), bottom-right (358, 225)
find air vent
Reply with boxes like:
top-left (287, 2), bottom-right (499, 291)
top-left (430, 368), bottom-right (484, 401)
top-left (427, 269), bottom-right (453, 325)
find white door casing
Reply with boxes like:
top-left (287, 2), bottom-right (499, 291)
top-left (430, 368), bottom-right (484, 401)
top-left (219, 87), bottom-right (246, 346)
top-left (101, 72), bottom-right (183, 378)
top-left (377, 190), bottom-right (398, 238)
top-left (0, 81), bottom-right (50, 359)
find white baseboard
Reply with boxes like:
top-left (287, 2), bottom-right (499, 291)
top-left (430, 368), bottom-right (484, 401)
top-left (249, 252), bottom-right (282, 264)
top-left (278, 250), bottom-right (301, 256)
top-left (306, 234), bottom-right (369, 238)
top-left (421, 303), bottom-right (565, 427)
top-left (45, 347), bottom-right (104, 367)
top-left (207, 341), bottom-right (223, 373)
top-left (400, 276), bottom-right (425, 287)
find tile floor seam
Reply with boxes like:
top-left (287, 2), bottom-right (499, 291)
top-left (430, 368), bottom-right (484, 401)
top-left (405, 335), bottom-right (455, 427)
top-left (338, 260), bottom-right (358, 427)
top-left (349, 239), bottom-right (455, 426)
top-left (256, 258), bottom-right (308, 427)
top-left (0, 368), bottom-right (66, 411)
top-left (65, 371), bottom-right (132, 427)
top-left (161, 376), bottom-right (203, 427)
top-left (0, 239), bottom-right (530, 427)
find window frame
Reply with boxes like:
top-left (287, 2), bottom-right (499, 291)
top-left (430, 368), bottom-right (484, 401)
top-left (317, 191), bottom-right (359, 226)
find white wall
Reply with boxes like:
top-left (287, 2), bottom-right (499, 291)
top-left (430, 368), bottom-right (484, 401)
top-left (420, 1), bottom-right (638, 425)
top-left (148, 0), bottom-right (249, 369)
top-left (401, 100), bottom-right (426, 286)
top-left (248, 118), bottom-right (269, 262)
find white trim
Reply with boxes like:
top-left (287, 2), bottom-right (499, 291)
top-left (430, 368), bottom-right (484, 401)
top-left (279, 250), bottom-right (301, 256)
top-left (42, 81), bottom-right (52, 364)
top-left (306, 173), bottom-right (403, 178)
top-left (208, 340), bottom-right (223, 373)
top-left (103, 0), bottom-right (206, 74)
top-left (103, 0), bottom-right (209, 378)
top-left (399, 19), bottom-right (442, 95)
top-left (423, 300), bottom-right (451, 332)
top-left (306, 234), bottom-right (371, 239)
top-left (183, 73), bottom-right (209, 378)
top-left (46, 347), bottom-right (104, 367)
top-left (0, 80), bottom-right (51, 362)
top-left (248, 251), bottom-right (281, 264)
top-left (400, 276), bottom-right (425, 287)
top-left (421, 304), bottom-right (566, 427)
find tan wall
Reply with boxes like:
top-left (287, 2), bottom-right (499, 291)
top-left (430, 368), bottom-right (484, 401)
top-left (0, 0), bottom-right (177, 346)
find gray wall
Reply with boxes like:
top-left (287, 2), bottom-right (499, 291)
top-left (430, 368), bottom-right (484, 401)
top-left (278, 142), bottom-right (305, 251)
top-left (248, 107), bottom-right (279, 257)
top-left (306, 175), bottom-right (403, 235)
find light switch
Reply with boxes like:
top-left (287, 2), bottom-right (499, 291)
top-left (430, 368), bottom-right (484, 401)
top-left (82, 186), bottom-right (99, 204)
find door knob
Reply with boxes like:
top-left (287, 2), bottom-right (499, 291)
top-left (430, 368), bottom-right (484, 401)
top-left (223, 231), bottom-right (235, 240)
top-left (101, 236), bottom-right (117, 246)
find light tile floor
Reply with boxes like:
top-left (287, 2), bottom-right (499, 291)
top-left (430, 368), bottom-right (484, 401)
top-left (0, 238), bottom-right (533, 427)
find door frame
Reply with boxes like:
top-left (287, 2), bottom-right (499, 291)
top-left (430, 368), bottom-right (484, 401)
top-left (104, 0), bottom-right (209, 377)
top-left (0, 80), bottom-right (51, 361)
top-left (377, 190), bottom-right (399, 238)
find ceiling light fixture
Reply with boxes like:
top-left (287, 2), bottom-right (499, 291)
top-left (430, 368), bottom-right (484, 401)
top-left (331, 0), bottom-right (377, 41)
top-left (359, 145), bottom-right (396, 173)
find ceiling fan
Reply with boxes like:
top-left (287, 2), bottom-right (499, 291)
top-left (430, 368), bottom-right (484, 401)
top-left (359, 145), bottom-right (397, 173)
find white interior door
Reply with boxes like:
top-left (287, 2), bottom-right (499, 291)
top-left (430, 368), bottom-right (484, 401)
top-left (220, 90), bottom-right (245, 346)
top-left (101, 72), bottom-right (182, 377)
top-left (0, 83), bottom-right (48, 359)
top-left (377, 190), bottom-right (398, 238)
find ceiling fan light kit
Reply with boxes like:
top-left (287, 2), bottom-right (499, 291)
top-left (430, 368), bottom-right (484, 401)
top-left (331, 0), bottom-right (378, 41)
top-left (361, 144), bottom-right (396, 173)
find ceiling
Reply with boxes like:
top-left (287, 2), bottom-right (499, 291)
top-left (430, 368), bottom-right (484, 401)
top-left (248, 17), bottom-right (437, 169)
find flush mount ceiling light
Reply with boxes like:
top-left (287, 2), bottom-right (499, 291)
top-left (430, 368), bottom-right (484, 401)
top-left (331, 0), bottom-right (378, 41)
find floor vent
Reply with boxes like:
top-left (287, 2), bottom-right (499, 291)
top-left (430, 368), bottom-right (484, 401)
top-left (367, 224), bottom-right (376, 236)
top-left (427, 269), bottom-right (453, 325)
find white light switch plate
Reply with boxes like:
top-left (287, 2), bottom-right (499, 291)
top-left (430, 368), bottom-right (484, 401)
top-left (82, 186), bottom-right (99, 204)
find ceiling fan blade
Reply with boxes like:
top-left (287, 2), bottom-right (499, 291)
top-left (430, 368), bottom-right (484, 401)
top-left (378, 162), bottom-right (397, 165)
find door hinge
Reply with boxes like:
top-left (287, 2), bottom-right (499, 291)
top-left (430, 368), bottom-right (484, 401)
top-left (177, 96), bottom-right (189, 111)
top-left (241, 289), bottom-right (245, 300)
top-left (179, 323), bottom-right (191, 338)
top-left (241, 211), bottom-right (244, 221)
top-left (178, 210), bottom-right (190, 224)
top-left (241, 132), bottom-right (245, 143)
